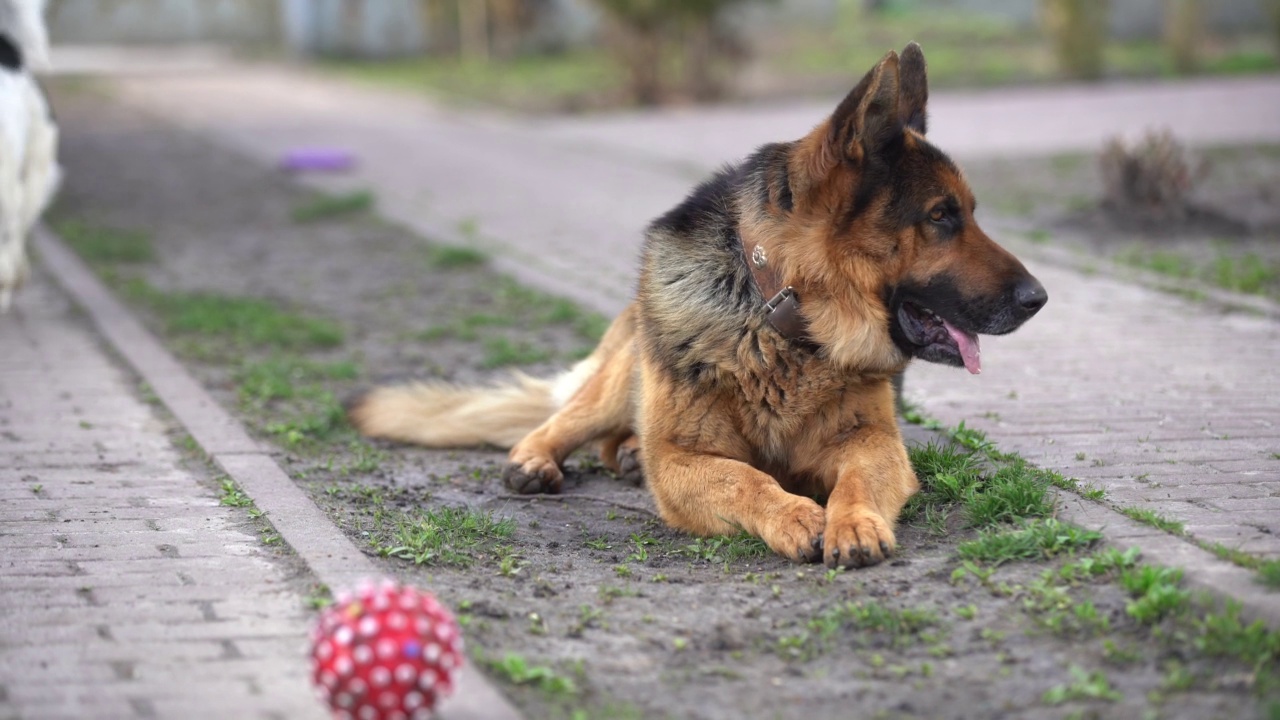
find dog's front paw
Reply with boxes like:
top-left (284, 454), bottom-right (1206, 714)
top-left (823, 508), bottom-right (895, 569)
top-left (502, 455), bottom-right (563, 494)
top-left (759, 497), bottom-right (826, 564)
top-left (615, 440), bottom-right (644, 487)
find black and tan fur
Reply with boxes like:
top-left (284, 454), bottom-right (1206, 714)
top-left (350, 44), bottom-right (1047, 568)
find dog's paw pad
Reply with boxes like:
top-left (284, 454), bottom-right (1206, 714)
top-left (502, 457), bottom-right (563, 495)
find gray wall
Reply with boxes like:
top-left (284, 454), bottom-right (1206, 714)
top-left (48, 0), bottom-right (281, 45)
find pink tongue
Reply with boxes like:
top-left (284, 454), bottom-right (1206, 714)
top-left (941, 319), bottom-right (982, 375)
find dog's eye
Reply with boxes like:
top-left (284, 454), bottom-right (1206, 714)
top-left (928, 207), bottom-right (948, 224)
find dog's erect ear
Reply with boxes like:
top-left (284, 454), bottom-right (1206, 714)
top-left (824, 51), bottom-right (902, 169)
top-left (899, 42), bottom-right (928, 134)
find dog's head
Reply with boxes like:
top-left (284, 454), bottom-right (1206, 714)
top-left (0, 0), bottom-right (49, 71)
top-left (764, 43), bottom-right (1046, 375)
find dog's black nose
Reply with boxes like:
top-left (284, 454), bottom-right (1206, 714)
top-left (1014, 278), bottom-right (1047, 314)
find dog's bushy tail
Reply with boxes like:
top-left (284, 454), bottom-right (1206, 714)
top-left (347, 358), bottom-right (601, 449)
top-left (347, 373), bottom-right (555, 449)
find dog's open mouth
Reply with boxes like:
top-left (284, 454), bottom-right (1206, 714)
top-left (897, 302), bottom-right (982, 374)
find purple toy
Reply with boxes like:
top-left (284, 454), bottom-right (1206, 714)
top-left (280, 148), bottom-right (356, 173)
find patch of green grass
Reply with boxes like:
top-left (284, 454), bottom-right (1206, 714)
top-left (1118, 248), bottom-right (1280, 298)
top-left (957, 519), bottom-right (1101, 567)
top-left (419, 276), bottom-right (608, 362)
top-left (1118, 506), bottom-right (1185, 535)
top-left (1118, 248), bottom-right (1195, 278)
top-left (264, 392), bottom-right (350, 447)
top-left (964, 458), bottom-right (1056, 526)
top-left (678, 533), bottom-right (771, 564)
top-left (1023, 228), bottom-right (1052, 244)
top-left (326, 51), bottom-right (622, 113)
top-left (1257, 560), bottom-right (1280, 590)
top-left (427, 244), bottom-right (488, 269)
top-left (123, 281), bottom-right (343, 352)
top-left (1195, 602), bottom-right (1280, 670)
top-left (485, 652), bottom-right (578, 696)
top-left (1203, 51), bottom-right (1280, 75)
top-left (481, 337), bottom-right (553, 369)
top-left (1210, 253), bottom-right (1278, 295)
top-left (904, 439), bottom-right (1056, 532)
top-left (291, 190), bottom-right (375, 223)
top-left (1042, 665), bottom-right (1123, 705)
top-left (373, 506), bottom-right (516, 568)
top-left (1120, 565), bottom-right (1190, 624)
top-left (1057, 547), bottom-right (1142, 583)
top-left (235, 357), bottom-right (358, 407)
top-left (778, 600), bottom-right (940, 662)
top-left (55, 220), bottom-right (154, 264)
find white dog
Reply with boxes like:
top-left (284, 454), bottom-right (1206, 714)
top-left (0, 0), bottom-right (59, 311)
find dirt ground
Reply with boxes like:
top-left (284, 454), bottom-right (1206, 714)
top-left (43, 86), bottom-right (1279, 720)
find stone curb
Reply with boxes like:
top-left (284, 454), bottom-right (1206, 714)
top-left (34, 227), bottom-right (523, 720)
top-left (1057, 496), bottom-right (1280, 628)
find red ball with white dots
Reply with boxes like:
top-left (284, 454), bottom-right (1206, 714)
top-left (310, 579), bottom-right (464, 720)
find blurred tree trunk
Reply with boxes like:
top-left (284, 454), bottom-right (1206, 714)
top-left (423, 0), bottom-right (459, 55)
top-left (1163, 0), bottom-right (1202, 74)
top-left (490, 0), bottom-right (524, 60)
top-left (459, 0), bottom-right (490, 62)
top-left (1267, 0), bottom-right (1280, 56)
top-left (616, 20), bottom-right (665, 105)
top-left (682, 16), bottom-right (719, 102)
top-left (1042, 0), bottom-right (1109, 80)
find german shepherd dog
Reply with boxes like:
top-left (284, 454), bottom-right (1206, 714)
top-left (350, 44), bottom-right (1046, 568)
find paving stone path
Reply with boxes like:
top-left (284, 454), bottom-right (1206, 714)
top-left (0, 268), bottom-right (325, 719)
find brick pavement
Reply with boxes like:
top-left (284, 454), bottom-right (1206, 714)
top-left (0, 268), bottom-right (325, 720)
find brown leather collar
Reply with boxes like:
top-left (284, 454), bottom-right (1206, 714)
top-left (740, 234), bottom-right (812, 344)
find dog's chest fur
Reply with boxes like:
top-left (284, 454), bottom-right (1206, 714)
top-left (637, 174), bottom-right (871, 466)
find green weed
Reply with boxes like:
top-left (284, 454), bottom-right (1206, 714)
top-left (291, 190), bottom-right (375, 223)
top-left (263, 392), bottom-right (350, 447)
top-left (1042, 665), bottom-right (1123, 705)
top-left (1120, 565), bottom-right (1190, 624)
top-left (374, 506), bottom-right (516, 568)
top-left (1258, 560), bottom-right (1280, 589)
top-left (481, 337), bottom-right (552, 368)
top-left (1118, 506), bottom-right (1185, 535)
top-left (777, 600), bottom-right (939, 661)
top-left (678, 534), bottom-right (771, 564)
top-left (218, 478), bottom-right (253, 508)
top-left (1195, 602), bottom-right (1280, 670)
top-left (957, 519), bottom-right (1101, 567)
top-left (427, 244), bottom-right (488, 269)
top-left (124, 282), bottom-right (343, 352)
top-left (963, 458), bottom-right (1055, 526)
top-left (485, 653), bottom-right (578, 696)
top-left (235, 357), bottom-right (358, 407)
top-left (56, 220), bottom-right (154, 264)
